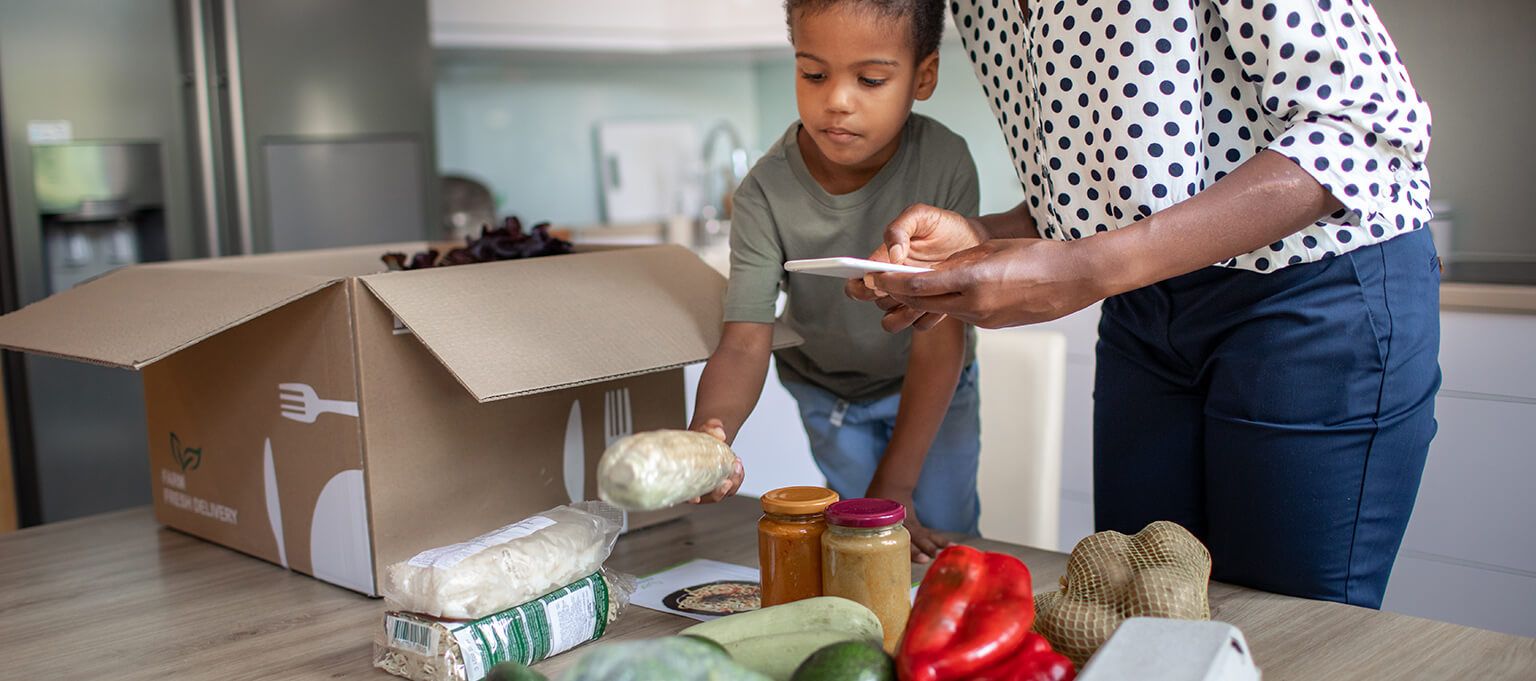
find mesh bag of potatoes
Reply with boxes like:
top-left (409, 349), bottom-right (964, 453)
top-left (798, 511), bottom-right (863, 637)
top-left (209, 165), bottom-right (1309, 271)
top-left (1034, 521), bottom-right (1212, 667)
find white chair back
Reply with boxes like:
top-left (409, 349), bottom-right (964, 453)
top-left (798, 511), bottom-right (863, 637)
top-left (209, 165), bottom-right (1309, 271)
top-left (975, 328), bottom-right (1066, 550)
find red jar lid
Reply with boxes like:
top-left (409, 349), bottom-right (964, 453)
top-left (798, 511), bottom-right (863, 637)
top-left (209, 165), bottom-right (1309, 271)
top-left (826, 498), bottom-right (906, 528)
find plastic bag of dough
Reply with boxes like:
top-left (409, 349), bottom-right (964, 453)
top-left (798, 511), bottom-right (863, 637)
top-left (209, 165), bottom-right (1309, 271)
top-left (382, 501), bottom-right (624, 619)
top-left (597, 430), bottom-right (738, 511)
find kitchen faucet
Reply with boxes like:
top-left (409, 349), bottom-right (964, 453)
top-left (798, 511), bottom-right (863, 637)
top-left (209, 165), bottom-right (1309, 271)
top-left (697, 120), bottom-right (750, 248)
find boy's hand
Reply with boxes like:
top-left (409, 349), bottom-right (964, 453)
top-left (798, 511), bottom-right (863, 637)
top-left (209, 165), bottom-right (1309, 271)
top-left (866, 483), bottom-right (950, 563)
top-left (687, 418), bottom-right (745, 504)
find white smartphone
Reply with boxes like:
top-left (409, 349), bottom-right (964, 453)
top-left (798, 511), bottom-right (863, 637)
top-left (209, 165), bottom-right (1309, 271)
top-left (783, 257), bottom-right (932, 279)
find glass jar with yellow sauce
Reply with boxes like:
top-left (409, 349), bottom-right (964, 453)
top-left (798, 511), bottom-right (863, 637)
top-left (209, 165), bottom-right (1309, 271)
top-left (757, 486), bottom-right (840, 607)
top-left (822, 498), bottom-right (911, 652)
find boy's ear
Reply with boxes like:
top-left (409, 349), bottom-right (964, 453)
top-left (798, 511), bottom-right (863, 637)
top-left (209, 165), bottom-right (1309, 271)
top-left (914, 51), bottom-right (940, 101)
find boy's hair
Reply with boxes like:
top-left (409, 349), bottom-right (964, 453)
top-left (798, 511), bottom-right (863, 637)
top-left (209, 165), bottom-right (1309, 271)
top-left (785, 0), bottom-right (946, 59)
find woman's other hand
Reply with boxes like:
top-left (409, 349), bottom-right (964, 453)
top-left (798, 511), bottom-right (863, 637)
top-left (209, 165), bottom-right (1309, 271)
top-left (873, 238), bottom-right (1111, 329)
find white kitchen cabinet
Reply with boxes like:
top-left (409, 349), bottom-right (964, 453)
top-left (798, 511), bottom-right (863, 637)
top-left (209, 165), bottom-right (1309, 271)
top-left (1383, 552), bottom-right (1536, 638)
top-left (1400, 396), bottom-right (1536, 573)
top-left (431, 0), bottom-right (786, 53)
top-left (1438, 309), bottom-right (1536, 400)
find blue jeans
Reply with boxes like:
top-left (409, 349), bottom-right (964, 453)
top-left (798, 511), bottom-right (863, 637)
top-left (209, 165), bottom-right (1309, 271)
top-left (1094, 228), bottom-right (1441, 608)
top-left (780, 364), bottom-right (982, 535)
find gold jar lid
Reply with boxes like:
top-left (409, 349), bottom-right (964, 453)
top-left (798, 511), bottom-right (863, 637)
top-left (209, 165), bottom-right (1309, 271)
top-left (761, 486), bottom-right (840, 515)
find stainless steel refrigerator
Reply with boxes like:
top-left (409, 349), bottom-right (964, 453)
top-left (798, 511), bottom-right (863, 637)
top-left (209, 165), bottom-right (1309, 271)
top-left (0, 0), bottom-right (439, 525)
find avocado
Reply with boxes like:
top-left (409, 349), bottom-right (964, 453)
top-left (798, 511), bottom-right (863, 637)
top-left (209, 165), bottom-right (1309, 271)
top-left (789, 640), bottom-right (895, 681)
top-left (485, 661), bottom-right (549, 681)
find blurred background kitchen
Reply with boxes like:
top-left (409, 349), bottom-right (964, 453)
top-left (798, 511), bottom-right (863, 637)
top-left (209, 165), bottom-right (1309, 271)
top-left (1, 0), bottom-right (1532, 638)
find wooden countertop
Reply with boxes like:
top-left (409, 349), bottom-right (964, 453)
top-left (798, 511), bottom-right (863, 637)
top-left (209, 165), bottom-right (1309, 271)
top-left (1, 500), bottom-right (1532, 680)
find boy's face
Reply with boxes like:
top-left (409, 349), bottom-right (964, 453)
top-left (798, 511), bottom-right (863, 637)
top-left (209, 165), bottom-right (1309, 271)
top-left (792, 6), bottom-right (939, 171)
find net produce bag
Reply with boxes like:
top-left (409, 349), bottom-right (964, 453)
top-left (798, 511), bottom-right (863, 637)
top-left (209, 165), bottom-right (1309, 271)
top-left (1034, 521), bottom-right (1212, 667)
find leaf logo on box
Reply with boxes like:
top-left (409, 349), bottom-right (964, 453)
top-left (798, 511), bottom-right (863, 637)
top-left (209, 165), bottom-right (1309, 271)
top-left (171, 432), bottom-right (204, 472)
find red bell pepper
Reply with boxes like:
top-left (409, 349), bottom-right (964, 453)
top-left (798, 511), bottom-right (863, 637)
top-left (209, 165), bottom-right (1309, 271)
top-left (897, 546), bottom-right (1038, 681)
top-left (971, 633), bottom-right (1076, 681)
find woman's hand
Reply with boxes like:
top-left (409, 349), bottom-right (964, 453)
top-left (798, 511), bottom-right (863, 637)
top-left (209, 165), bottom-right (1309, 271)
top-left (687, 418), bottom-right (745, 504)
top-left (845, 204), bottom-right (988, 328)
top-left (881, 203), bottom-right (990, 267)
top-left (871, 238), bottom-right (1112, 329)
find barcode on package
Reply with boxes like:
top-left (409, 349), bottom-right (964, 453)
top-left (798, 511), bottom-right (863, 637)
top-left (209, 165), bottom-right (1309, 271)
top-left (387, 615), bottom-right (438, 657)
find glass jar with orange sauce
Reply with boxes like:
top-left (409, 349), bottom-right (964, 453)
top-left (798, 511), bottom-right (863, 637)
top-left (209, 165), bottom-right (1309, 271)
top-left (757, 486), bottom-right (840, 607)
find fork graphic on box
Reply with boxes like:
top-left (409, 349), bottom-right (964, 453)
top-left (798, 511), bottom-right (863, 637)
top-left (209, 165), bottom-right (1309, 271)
top-left (279, 383), bottom-right (359, 423)
top-left (562, 387), bottom-right (634, 505)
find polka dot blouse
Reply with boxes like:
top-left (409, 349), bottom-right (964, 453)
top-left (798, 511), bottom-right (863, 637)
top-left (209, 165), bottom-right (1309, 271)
top-left (952, 0), bottom-right (1433, 272)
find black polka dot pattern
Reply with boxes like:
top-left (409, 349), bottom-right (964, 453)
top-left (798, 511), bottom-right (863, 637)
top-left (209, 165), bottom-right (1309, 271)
top-left (951, 0), bottom-right (1433, 272)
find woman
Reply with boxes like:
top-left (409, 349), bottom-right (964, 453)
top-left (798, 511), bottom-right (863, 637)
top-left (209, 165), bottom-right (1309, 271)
top-left (853, 0), bottom-right (1439, 608)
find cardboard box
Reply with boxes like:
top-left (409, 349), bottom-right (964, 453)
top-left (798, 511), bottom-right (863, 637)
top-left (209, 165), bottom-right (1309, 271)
top-left (0, 244), bottom-right (797, 595)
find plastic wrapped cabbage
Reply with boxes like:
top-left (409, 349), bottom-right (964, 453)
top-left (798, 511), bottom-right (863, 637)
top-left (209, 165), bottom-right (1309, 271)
top-left (597, 430), bottom-right (738, 511)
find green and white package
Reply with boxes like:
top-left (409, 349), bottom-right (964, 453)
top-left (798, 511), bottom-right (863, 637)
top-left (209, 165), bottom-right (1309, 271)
top-left (374, 569), bottom-right (635, 681)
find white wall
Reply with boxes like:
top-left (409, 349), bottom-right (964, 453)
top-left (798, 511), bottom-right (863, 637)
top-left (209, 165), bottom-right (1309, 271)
top-left (1371, 0), bottom-right (1536, 260)
top-left (434, 51), bottom-right (763, 226)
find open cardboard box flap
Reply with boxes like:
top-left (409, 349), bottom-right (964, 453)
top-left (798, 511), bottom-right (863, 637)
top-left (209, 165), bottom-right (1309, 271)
top-left (362, 244), bottom-right (800, 402)
top-left (149, 241), bottom-right (422, 278)
top-left (0, 265), bottom-right (342, 369)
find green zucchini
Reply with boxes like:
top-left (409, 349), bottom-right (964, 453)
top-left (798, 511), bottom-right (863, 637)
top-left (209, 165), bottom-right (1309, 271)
top-left (562, 637), bottom-right (770, 681)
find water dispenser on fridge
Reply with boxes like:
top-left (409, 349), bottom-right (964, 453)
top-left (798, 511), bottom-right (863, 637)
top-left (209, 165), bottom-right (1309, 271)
top-left (32, 143), bottom-right (168, 294)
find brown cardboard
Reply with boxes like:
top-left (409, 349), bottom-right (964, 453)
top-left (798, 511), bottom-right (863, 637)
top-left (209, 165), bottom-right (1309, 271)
top-left (0, 243), bottom-right (801, 595)
top-left (142, 283), bottom-right (362, 580)
top-left (362, 246), bottom-right (743, 401)
top-left (0, 266), bottom-right (339, 369)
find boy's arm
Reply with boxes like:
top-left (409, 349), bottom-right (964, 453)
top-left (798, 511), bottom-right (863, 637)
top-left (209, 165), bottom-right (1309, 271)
top-left (865, 316), bottom-right (967, 562)
top-left (689, 321), bottom-right (775, 443)
top-left (686, 321), bottom-right (774, 503)
top-left (691, 175), bottom-right (781, 503)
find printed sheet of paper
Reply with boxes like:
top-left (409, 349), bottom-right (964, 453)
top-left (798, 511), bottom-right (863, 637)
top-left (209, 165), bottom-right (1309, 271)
top-left (632, 558), bottom-right (921, 622)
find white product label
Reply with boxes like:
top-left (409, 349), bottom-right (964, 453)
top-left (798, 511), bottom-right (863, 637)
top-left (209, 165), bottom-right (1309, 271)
top-left (27, 120), bottom-right (71, 144)
top-left (386, 615), bottom-right (438, 657)
top-left (542, 584), bottom-right (598, 657)
top-left (452, 626), bottom-right (489, 679)
top-left (407, 516), bottom-right (557, 569)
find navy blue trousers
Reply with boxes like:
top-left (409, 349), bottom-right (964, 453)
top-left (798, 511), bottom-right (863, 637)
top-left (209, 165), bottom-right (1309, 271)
top-left (1093, 228), bottom-right (1441, 608)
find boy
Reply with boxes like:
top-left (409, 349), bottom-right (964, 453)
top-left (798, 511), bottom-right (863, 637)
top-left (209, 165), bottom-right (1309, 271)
top-left (690, 0), bottom-right (980, 563)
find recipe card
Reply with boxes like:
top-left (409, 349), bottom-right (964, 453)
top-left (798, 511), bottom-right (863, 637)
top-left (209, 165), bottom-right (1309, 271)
top-left (631, 558), bottom-right (920, 621)
top-left (632, 559), bottom-right (763, 621)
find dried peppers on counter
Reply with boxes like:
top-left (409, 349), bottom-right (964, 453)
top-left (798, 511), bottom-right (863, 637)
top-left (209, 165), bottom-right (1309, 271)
top-left (382, 216), bottom-right (572, 271)
top-left (898, 545), bottom-right (1074, 681)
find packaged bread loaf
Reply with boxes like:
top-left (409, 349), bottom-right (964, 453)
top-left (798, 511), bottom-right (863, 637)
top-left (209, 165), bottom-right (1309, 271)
top-left (382, 501), bottom-right (624, 619)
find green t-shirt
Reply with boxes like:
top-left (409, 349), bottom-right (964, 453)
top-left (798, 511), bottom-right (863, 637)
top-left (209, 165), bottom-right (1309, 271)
top-left (724, 114), bottom-right (980, 401)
